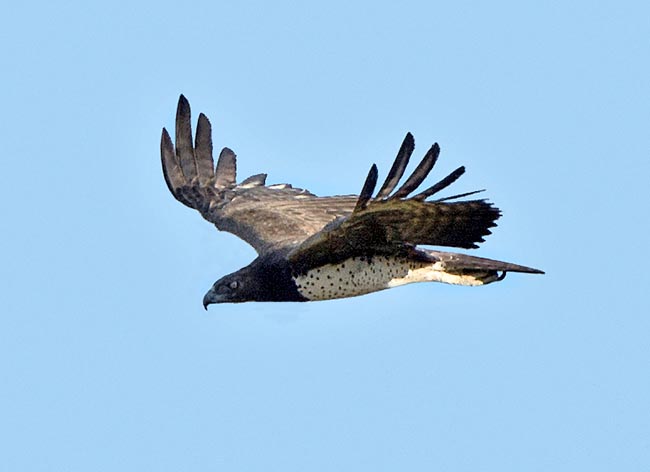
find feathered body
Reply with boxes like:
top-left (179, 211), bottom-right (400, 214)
top-left (160, 96), bottom-right (543, 307)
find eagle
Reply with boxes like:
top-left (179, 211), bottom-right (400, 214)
top-left (161, 96), bottom-right (543, 308)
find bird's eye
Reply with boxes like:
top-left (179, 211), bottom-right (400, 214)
top-left (229, 281), bottom-right (239, 290)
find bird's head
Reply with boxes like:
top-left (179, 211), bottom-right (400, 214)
top-left (202, 256), bottom-right (276, 308)
top-left (202, 272), bottom-right (252, 308)
top-left (202, 253), bottom-right (303, 308)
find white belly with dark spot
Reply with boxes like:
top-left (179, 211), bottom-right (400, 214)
top-left (292, 256), bottom-right (497, 301)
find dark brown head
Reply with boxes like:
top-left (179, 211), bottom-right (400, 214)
top-left (202, 253), bottom-right (306, 308)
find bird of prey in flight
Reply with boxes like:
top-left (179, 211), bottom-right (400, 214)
top-left (161, 96), bottom-right (543, 308)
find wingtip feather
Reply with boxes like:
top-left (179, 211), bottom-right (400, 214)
top-left (174, 94), bottom-right (198, 180)
top-left (195, 113), bottom-right (215, 185)
top-left (354, 164), bottom-right (378, 211)
top-left (375, 133), bottom-right (415, 199)
top-left (392, 142), bottom-right (441, 199)
top-left (177, 94), bottom-right (190, 113)
top-left (161, 127), bottom-right (192, 206)
top-left (215, 147), bottom-right (237, 188)
top-left (413, 166), bottom-right (466, 200)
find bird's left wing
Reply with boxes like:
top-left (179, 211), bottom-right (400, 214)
top-left (161, 95), bottom-right (357, 254)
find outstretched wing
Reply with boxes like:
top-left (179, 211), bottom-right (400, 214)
top-left (161, 95), bottom-right (357, 254)
top-left (288, 137), bottom-right (501, 273)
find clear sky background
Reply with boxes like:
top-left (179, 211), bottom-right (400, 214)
top-left (1, 0), bottom-right (649, 470)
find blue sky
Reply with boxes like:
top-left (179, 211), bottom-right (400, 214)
top-left (1, 0), bottom-right (649, 470)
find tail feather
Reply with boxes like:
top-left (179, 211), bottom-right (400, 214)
top-left (422, 249), bottom-right (544, 275)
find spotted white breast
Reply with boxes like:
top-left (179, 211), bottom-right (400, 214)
top-left (292, 255), bottom-right (498, 301)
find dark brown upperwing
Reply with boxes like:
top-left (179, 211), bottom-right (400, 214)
top-left (161, 95), bottom-right (356, 254)
top-left (288, 137), bottom-right (501, 273)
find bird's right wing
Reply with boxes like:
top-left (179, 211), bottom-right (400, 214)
top-left (288, 135), bottom-right (502, 273)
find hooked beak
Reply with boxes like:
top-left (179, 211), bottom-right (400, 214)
top-left (203, 288), bottom-right (214, 310)
top-left (202, 286), bottom-right (228, 309)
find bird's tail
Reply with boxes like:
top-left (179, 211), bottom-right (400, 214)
top-left (423, 249), bottom-right (543, 274)
top-left (400, 249), bottom-right (544, 286)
